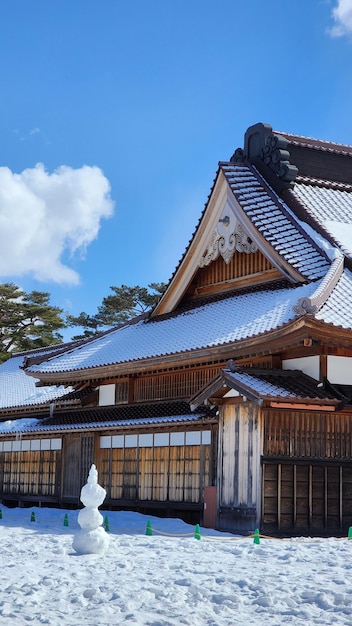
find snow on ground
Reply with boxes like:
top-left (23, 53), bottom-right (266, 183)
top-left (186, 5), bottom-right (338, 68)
top-left (1, 506), bottom-right (352, 625)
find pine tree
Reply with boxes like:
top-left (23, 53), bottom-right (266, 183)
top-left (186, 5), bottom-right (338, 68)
top-left (67, 282), bottom-right (166, 339)
top-left (0, 283), bottom-right (65, 363)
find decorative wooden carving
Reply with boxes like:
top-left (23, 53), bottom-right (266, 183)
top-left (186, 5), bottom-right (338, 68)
top-left (200, 208), bottom-right (257, 267)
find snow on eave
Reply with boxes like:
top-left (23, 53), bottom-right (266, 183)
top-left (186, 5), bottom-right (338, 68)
top-left (0, 413), bottom-right (215, 436)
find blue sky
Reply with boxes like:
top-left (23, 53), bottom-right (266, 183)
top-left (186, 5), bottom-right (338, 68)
top-left (0, 0), bottom-right (351, 335)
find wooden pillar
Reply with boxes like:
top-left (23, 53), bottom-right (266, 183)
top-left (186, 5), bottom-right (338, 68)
top-left (320, 354), bottom-right (328, 381)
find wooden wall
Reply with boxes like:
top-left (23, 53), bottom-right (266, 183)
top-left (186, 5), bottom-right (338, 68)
top-left (262, 408), bottom-right (352, 535)
top-left (133, 365), bottom-right (225, 404)
top-left (217, 402), bottom-right (262, 532)
top-left (262, 461), bottom-right (352, 535)
top-left (99, 364), bottom-right (226, 406)
top-left (0, 428), bottom-right (214, 518)
top-left (97, 428), bottom-right (214, 507)
top-left (264, 409), bottom-right (352, 459)
top-left (0, 437), bottom-right (62, 502)
top-left (62, 434), bottom-right (95, 503)
top-left (0, 434), bottom-right (96, 506)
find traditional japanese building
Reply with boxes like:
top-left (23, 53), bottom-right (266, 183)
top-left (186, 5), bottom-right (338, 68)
top-left (1, 122), bottom-right (352, 536)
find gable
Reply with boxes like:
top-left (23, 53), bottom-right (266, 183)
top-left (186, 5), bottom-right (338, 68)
top-left (153, 162), bottom-right (329, 317)
top-left (22, 122), bottom-right (352, 388)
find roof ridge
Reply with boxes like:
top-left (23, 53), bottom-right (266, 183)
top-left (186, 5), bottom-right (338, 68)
top-left (275, 131), bottom-right (352, 155)
top-left (293, 254), bottom-right (344, 315)
top-left (296, 176), bottom-right (352, 192)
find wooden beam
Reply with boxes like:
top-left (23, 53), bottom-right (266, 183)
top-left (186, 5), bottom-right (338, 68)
top-left (269, 402), bottom-right (336, 411)
top-left (194, 269), bottom-right (282, 298)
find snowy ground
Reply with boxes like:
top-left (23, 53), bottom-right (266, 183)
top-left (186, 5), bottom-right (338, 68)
top-left (1, 506), bottom-right (352, 625)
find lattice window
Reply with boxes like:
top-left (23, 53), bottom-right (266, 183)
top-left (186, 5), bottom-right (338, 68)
top-left (134, 365), bottom-right (224, 402)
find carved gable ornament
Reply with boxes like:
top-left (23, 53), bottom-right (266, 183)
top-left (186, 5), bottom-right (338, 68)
top-left (199, 205), bottom-right (257, 267)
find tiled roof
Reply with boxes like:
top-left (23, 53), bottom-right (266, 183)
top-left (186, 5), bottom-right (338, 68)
top-left (0, 353), bottom-right (74, 410)
top-left (292, 180), bottom-right (352, 258)
top-left (0, 401), bottom-right (216, 434)
top-left (27, 280), bottom-right (321, 375)
top-left (221, 163), bottom-right (330, 280)
top-left (223, 368), bottom-right (337, 402)
top-left (275, 131), bottom-right (352, 157)
top-left (317, 268), bottom-right (352, 328)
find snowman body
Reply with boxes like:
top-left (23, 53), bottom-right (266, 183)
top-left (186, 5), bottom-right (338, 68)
top-left (72, 464), bottom-right (110, 555)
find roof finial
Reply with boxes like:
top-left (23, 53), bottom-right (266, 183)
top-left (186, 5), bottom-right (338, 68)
top-left (231, 122), bottom-right (298, 187)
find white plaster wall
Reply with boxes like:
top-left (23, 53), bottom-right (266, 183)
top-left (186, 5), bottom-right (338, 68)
top-left (327, 356), bottom-right (352, 384)
top-left (98, 384), bottom-right (115, 406)
top-left (224, 389), bottom-right (240, 397)
top-left (282, 355), bottom-right (320, 380)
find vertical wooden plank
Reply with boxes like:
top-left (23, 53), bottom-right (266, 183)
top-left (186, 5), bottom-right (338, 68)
top-left (33, 451), bottom-right (40, 495)
top-left (139, 447), bottom-right (153, 500)
top-left (340, 466), bottom-right (343, 529)
top-left (199, 442), bottom-right (205, 503)
top-left (0, 452), bottom-right (4, 498)
top-left (277, 463), bottom-right (281, 532)
top-left (111, 447), bottom-right (124, 499)
top-left (123, 447), bottom-right (138, 500)
top-left (191, 446), bottom-right (201, 502)
top-left (62, 436), bottom-right (81, 501)
top-left (80, 435), bottom-right (94, 486)
top-left (324, 466), bottom-right (328, 529)
top-left (152, 446), bottom-right (168, 501)
top-left (309, 465), bottom-right (313, 528)
top-left (293, 464), bottom-right (297, 526)
top-left (261, 462), bottom-right (265, 527)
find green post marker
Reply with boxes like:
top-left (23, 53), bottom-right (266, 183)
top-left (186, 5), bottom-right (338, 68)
top-left (30, 512), bottom-right (36, 523)
top-left (348, 526), bottom-right (352, 540)
top-left (146, 520), bottom-right (153, 536)
top-left (194, 523), bottom-right (201, 540)
top-left (253, 528), bottom-right (260, 544)
top-left (103, 516), bottom-right (110, 532)
top-left (63, 513), bottom-right (69, 527)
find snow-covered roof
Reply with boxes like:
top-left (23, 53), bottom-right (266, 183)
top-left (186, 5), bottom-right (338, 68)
top-left (316, 268), bottom-right (352, 328)
top-left (0, 353), bottom-right (74, 410)
top-left (190, 366), bottom-right (341, 410)
top-left (26, 268), bottom-right (352, 378)
top-left (27, 280), bottom-right (323, 375)
top-left (223, 369), bottom-right (337, 403)
top-left (293, 180), bottom-right (352, 258)
top-left (0, 414), bottom-right (204, 434)
top-left (221, 163), bottom-right (329, 280)
top-left (17, 125), bottom-right (352, 384)
top-left (0, 400), bottom-right (215, 434)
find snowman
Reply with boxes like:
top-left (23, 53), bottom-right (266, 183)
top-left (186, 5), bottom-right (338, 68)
top-left (72, 464), bottom-right (110, 555)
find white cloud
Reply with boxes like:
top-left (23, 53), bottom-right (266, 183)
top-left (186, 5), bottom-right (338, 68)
top-left (330, 0), bottom-right (352, 36)
top-left (0, 163), bottom-right (114, 285)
